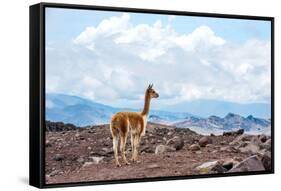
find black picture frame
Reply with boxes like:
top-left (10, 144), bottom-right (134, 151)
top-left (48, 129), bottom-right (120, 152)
top-left (29, 2), bottom-right (275, 188)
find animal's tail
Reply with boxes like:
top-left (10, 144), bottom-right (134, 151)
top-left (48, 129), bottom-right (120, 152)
top-left (110, 122), bottom-right (119, 138)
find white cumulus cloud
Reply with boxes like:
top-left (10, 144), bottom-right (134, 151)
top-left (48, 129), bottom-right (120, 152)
top-left (46, 13), bottom-right (271, 109)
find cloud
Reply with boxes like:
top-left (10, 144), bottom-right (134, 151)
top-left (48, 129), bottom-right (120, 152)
top-left (46, 13), bottom-right (271, 109)
top-left (73, 13), bottom-right (131, 46)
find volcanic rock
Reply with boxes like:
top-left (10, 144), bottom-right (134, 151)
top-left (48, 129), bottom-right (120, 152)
top-left (155, 144), bottom-right (176, 154)
top-left (54, 154), bottom-right (64, 161)
top-left (198, 136), bottom-right (212, 147)
top-left (223, 129), bottom-right (244, 136)
top-left (189, 144), bottom-right (200, 151)
top-left (229, 155), bottom-right (265, 172)
top-left (196, 161), bottom-right (226, 174)
top-left (166, 136), bottom-right (184, 150)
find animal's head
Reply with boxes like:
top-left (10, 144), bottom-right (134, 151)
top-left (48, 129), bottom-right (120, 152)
top-left (146, 84), bottom-right (159, 99)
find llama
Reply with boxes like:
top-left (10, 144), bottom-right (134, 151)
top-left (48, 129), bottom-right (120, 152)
top-left (110, 84), bottom-right (159, 167)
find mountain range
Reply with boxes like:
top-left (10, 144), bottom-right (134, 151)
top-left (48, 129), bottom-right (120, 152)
top-left (46, 93), bottom-right (193, 126)
top-left (46, 93), bottom-right (271, 135)
top-left (152, 113), bottom-right (271, 135)
top-left (162, 99), bottom-right (271, 118)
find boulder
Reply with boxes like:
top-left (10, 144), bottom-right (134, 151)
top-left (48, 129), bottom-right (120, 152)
top-left (265, 138), bottom-right (271, 145)
top-left (89, 151), bottom-right (95, 156)
top-left (82, 162), bottom-right (94, 168)
top-left (196, 161), bottom-right (218, 171)
top-left (236, 129), bottom-right (245, 135)
top-left (239, 143), bottom-right (260, 154)
top-left (46, 140), bottom-right (52, 147)
top-left (251, 136), bottom-right (263, 147)
top-left (166, 136), bottom-right (184, 150)
top-left (223, 161), bottom-right (233, 171)
top-left (228, 155), bottom-right (265, 172)
top-left (259, 135), bottom-right (267, 143)
top-left (223, 129), bottom-right (244, 136)
top-left (77, 157), bottom-right (85, 163)
top-left (206, 144), bottom-right (214, 148)
top-left (261, 152), bottom-right (271, 170)
top-left (260, 139), bottom-right (271, 151)
top-left (49, 170), bottom-right (62, 177)
top-left (95, 147), bottom-right (114, 157)
top-left (238, 142), bottom-right (248, 148)
top-left (147, 164), bottom-right (160, 169)
top-left (233, 157), bottom-right (243, 162)
top-left (46, 120), bottom-right (77, 132)
top-left (211, 150), bottom-right (218, 154)
top-left (222, 159), bottom-right (239, 171)
top-left (90, 156), bottom-right (104, 164)
top-left (141, 145), bottom-right (155, 153)
top-left (239, 135), bottom-right (253, 142)
top-left (220, 146), bottom-right (238, 153)
top-left (230, 134), bottom-right (253, 147)
top-left (167, 131), bottom-right (174, 136)
top-left (196, 161), bottom-right (226, 174)
top-left (198, 136), bottom-right (212, 147)
top-left (150, 139), bottom-right (156, 144)
top-left (56, 138), bottom-right (63, 142)
top-left (189, 144), bottom-right (200, 151)
top-left (88, 129), bottom-right (95, 133)
top-left (211, 163), bottom-right (227, 173)
top-left (155, 144), bottom-right (175, 154)
top-left (54, 154), bottom-right (64, 161)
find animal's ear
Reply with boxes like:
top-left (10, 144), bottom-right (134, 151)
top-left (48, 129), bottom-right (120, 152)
top-left (148, 83), bottom-right (153, 89)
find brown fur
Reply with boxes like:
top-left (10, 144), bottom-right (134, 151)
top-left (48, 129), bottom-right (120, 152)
top-left (111, 112), bottom-right (145, 136)
top-left (110, 84), bottom-right (159, 166)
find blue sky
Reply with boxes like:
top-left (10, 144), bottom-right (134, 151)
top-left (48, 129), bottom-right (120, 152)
top-left (46, 8), bottom-right (270, 44)
top-left (45, 7), bottom-right (271, 114)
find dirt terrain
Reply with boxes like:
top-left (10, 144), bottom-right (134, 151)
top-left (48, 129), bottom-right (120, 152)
top-left (45, 121), bottom-right (272, 184)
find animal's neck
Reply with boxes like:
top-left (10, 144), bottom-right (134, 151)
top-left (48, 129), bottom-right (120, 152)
top-left (141, 93), bottom-right (151, 116)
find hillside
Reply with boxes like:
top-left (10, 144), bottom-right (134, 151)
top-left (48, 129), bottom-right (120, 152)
top-left (46, 94), bottom-right (271, 135)
top-left (46, 93), bottom-right (194, 126)
top-left (45, 121), bottom-right (272, 184)
top-left (169, 113), bottom-right (271, 135)
top-left (163, 99), bottom-right (271, 118)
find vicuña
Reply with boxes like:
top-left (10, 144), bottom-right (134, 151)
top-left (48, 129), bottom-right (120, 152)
top-left (110, 84), bottom-right (159, 166)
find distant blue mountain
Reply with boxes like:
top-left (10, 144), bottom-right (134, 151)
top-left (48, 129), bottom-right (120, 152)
top-left (46, 93), bottom-right (193, 126)
top-left (46, 94), bottom-right (118, 126)
top-left (46, 94), bottom-right (271, 135)
top-left (162, 99), bottom-right (271, 119)
top-left (171, 113), bottom-right (271, 135)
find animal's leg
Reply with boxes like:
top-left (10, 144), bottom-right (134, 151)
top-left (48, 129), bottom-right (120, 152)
top-left (113, 136), bottom-right (121, 167)
top-left (130, 133), bottom-right (135, 161)
top-left (120, 133), bottom-right (130, 165)
top-left (132, 135), bottom-right (140, 162)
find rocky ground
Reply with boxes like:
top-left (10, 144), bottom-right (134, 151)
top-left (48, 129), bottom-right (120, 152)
top-left (45, 121), bottom-right (272, 184)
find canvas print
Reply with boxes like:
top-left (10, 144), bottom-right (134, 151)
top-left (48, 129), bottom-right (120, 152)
top-left (45, 7), bottom-right (272, 184)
